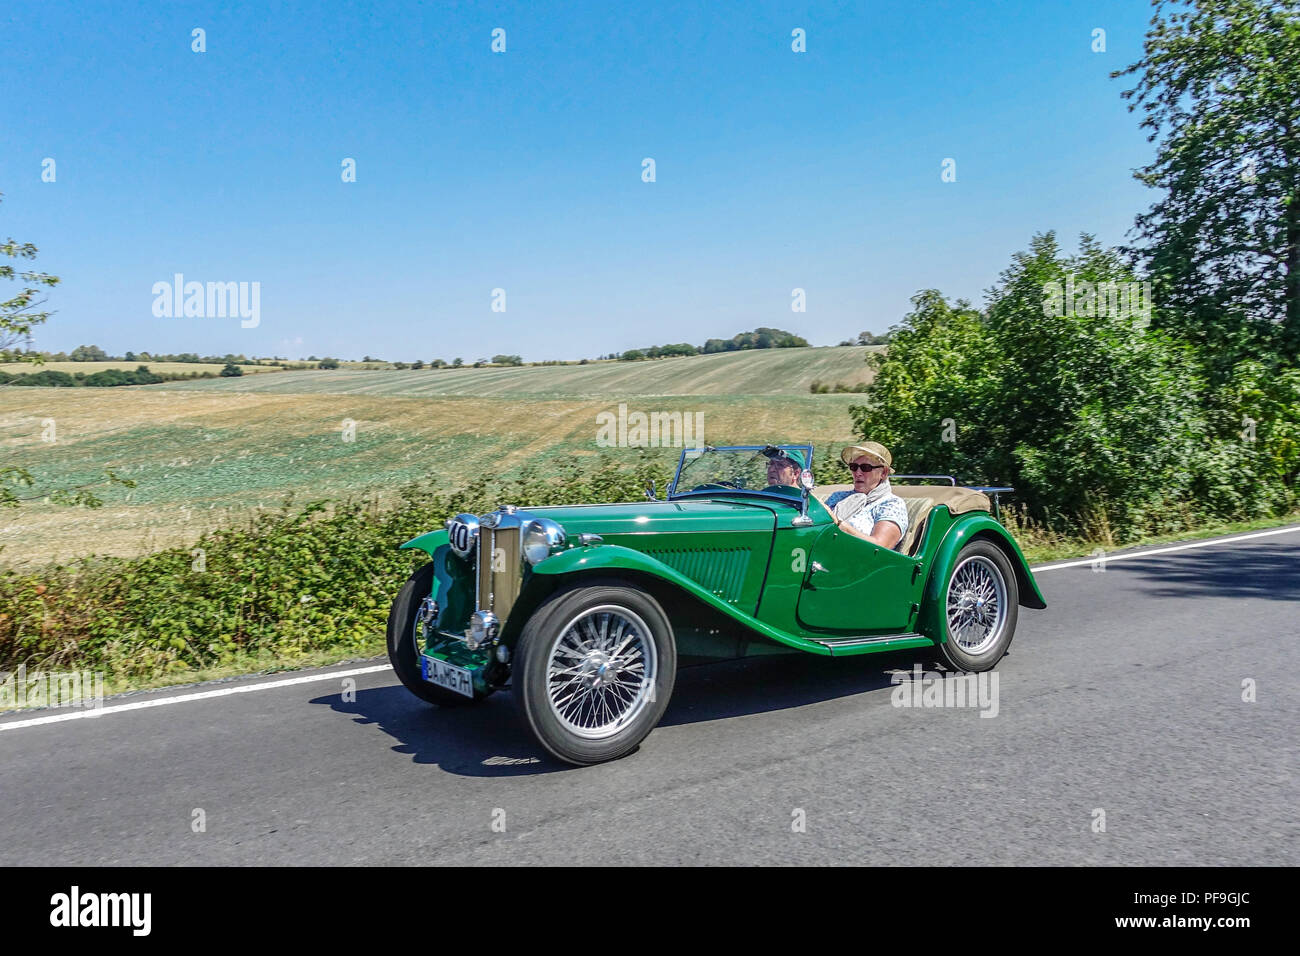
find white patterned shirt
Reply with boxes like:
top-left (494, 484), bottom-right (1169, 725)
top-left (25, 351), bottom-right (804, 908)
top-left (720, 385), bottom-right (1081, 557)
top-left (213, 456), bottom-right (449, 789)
top-left (824, 491), bottom-right (909, 549)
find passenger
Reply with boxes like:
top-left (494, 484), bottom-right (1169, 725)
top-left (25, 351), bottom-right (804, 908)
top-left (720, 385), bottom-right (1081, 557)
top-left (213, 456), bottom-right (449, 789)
top-left (824, 442), bottom-right (908, 551)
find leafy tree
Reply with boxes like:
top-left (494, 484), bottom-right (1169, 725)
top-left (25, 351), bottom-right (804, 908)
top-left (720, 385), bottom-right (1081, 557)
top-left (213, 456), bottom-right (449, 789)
top-left (317, 357), bottom-right (340, 369)
top-left (69, 344), bottom-right (109, 361)
top-left (491, 354), bottom-right (523, 365)
top-left (220, 362), bottom-right (244, 377)
top-left (0, 194), bottom-right (60, 363)
top-left (853, 234), bottom-right (1212, 536)
top-left (729, 327), bottom-right (809, 349)
top-left (1115, 0), bottom-right (1300, 364)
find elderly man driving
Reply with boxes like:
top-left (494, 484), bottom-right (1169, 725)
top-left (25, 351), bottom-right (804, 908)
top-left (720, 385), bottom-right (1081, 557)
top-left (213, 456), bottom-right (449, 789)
top-left (763, 447), bottom-right (806, 488)
top-left (824, 442), bottom-right (909, 551)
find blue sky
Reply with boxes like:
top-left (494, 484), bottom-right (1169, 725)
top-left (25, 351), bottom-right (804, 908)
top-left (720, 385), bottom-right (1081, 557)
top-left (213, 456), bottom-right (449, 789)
top-left (1, 0), bottom-right (1157, 361)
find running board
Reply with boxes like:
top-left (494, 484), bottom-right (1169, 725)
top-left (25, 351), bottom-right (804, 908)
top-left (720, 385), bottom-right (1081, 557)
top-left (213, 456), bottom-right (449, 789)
top-left (812, 632), bottom-right (933, 657)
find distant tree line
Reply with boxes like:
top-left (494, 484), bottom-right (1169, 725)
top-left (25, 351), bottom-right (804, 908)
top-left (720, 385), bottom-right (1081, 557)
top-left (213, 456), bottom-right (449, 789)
top-left (837, 330), bottom-right (894, 346)
top-left (17, 330), bottom-right (829, 372)
top-left (11, 344), bottom-right (265, 365)
top-left (598, 327), bottom-right (810, 362)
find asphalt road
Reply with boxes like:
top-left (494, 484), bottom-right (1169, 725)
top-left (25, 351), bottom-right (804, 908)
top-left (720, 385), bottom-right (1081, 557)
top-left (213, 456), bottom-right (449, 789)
top-left (2, 526), bottom-right (1297, 866)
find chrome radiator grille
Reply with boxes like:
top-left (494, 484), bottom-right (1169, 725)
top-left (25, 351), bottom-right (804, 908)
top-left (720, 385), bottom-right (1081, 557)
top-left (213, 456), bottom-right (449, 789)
top-left (476, 518), bottom-right (522, 621)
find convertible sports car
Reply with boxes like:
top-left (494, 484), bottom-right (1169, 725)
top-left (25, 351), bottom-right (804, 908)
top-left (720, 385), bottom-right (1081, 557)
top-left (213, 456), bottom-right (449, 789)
top-left (387, 444), bottom-right (1046, 765)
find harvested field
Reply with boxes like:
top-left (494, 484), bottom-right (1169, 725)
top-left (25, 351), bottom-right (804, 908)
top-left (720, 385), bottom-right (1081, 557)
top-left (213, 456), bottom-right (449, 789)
top-left (1, 370), bottom-right (870, 566)
top-left (145, 346), bottom-right (881, 398)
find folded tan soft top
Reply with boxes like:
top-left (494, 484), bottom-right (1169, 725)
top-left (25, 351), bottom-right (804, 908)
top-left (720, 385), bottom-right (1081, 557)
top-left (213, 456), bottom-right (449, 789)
top-left (811, 483), bottom-right (990, 514)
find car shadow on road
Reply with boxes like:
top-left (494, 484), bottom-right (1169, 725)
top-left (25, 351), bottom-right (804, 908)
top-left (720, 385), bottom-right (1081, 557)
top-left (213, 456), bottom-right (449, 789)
top-left (1120, 543), bottom-right (1300, 601)
top-left (313, 649), bottom-right (929, 778)
top-left (658, 650), bottom-right (917, 727)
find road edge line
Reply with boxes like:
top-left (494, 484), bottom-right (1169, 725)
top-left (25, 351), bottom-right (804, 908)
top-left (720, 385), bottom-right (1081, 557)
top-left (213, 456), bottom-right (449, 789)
top-left (1030, 524), bottom-right (1300, 573)
top-left (0, 664), bottom-right (390, 732)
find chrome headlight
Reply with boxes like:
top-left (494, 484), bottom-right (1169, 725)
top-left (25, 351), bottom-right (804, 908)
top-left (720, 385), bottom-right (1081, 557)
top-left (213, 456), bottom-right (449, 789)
top-left (522, 517), bottom-right (566, 565)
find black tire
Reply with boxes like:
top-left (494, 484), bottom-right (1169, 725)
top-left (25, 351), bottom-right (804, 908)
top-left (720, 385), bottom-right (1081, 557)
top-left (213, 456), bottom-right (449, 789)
top-left (513, 580), bottom-right (676, 766)
top-left (387, 562), bottom-right (489, 706)
top-left (935, 539), bottom-right (1019, 672)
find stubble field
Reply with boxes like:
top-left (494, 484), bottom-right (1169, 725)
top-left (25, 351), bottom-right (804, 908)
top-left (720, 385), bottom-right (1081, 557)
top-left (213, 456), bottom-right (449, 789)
top-left (1, 347), bottom-right (878, 567)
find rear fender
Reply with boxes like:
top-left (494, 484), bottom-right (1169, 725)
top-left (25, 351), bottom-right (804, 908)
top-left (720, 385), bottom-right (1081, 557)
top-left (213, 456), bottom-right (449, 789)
top-left (918, 514), bottom-right (1047, 642)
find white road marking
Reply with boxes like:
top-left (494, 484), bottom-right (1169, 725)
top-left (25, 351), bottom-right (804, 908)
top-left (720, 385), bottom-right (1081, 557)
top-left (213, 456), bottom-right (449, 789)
top-left (3, 523), bottom-right (1298, 734)
top-left (0, 664), bottom-right (390, 732)
top-left (1029, 524), bottom-right (1300, 573)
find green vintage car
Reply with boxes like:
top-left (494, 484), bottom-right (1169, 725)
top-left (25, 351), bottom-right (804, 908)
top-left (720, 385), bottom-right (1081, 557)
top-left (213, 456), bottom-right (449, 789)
top-left (387, 444), bottom-right (1046, 765)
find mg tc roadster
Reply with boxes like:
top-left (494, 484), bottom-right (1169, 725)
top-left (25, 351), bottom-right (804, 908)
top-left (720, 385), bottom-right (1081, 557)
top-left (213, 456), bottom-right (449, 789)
top-left (387, 444), bottom-right (1046, 765)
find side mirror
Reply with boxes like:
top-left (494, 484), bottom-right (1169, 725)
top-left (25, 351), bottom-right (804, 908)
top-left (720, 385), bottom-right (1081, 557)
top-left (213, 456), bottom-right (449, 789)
top-left (644, 480), bottom-right (657, 501)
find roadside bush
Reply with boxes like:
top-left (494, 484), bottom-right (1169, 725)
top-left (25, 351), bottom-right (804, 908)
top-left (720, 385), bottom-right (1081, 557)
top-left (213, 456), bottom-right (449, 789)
top-left (0, 453), bottom-right (668, 682)
top-left (1192, 360), bottom-right (1300, 519)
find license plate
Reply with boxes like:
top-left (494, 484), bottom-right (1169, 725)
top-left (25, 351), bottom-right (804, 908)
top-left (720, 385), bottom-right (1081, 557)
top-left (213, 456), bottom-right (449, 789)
top-left (421, 655), bottom-right (474, 698)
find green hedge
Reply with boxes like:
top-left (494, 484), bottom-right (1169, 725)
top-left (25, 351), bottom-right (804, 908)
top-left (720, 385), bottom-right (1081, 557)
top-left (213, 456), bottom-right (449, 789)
top-left (0, 455), bottom-right (664, 681)
top-left (0, 365), bottom-right (219, 387)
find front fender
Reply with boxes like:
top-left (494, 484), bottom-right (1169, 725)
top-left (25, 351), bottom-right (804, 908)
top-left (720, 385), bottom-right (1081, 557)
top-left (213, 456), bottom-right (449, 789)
top-left (918, 513), bottom-right (1047, 642)
top-left (399, 528), bottom-right (449, 557)
top-left (529, 544), bottom-right (837, 656)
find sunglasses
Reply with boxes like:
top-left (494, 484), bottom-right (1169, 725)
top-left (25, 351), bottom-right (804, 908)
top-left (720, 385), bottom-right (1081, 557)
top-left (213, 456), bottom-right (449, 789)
top-left (847, 462), bottom-right (883, 473)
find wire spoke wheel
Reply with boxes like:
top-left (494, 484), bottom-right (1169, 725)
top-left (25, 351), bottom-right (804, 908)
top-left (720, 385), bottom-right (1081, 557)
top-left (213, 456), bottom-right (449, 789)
top-left (945, 554), bottom-right (1008, 658)
top-left (545, 605), bottom-right (658, 740)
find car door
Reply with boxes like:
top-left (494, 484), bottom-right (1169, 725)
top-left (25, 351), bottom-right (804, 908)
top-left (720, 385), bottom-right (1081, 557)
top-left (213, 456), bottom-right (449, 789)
top-left (795, 523), bottom-right (919, 633)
